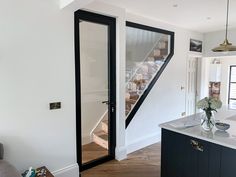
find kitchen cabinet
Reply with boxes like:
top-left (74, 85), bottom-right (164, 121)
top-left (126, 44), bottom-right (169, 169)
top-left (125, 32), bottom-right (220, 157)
top-left (161, 129), bottom-right (232, 177)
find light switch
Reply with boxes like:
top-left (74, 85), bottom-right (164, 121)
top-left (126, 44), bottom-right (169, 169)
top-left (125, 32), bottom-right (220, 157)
top-left (49, 102), bottom-right (61, 110)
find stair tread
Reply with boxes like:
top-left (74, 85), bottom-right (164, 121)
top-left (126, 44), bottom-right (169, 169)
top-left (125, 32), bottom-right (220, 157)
top-left (93, 131), bottom-right (108, 149)
top-left (126, 99), bottom-right (137, 104)
top-left (94, 131), bottom-right (108, 141)
top-left (99, 134), bottom-right (108, 141)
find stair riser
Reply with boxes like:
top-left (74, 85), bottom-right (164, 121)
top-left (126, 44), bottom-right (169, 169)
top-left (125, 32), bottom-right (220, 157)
top-left (93, 134), bottom-right (108, 150)
top-left (101, 122), bottom-right (108, 134)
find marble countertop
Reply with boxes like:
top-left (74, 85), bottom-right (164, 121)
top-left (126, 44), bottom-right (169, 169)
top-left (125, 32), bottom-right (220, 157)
top-left (159, 107), bottom-right (236, 150)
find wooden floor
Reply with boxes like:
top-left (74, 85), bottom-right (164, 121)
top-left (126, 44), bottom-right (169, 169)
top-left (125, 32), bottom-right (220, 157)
top-left (82, 142), bottom-right (108, 164)
top-left (81, 143), bottom-right (161, 177)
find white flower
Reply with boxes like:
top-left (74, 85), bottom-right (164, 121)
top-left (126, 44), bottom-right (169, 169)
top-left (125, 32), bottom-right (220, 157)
top-left (197, 97), bottom-right (209, 109)
top-left (197, 97), bottom-right (222, 111)
top-left (209, 98), bottom-right (222, 109)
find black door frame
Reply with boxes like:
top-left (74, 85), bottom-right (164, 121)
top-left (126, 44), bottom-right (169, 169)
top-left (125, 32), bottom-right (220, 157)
top-left (125, 21), bottom-right (175, 128)
top-left (74, 10), bottom-right (116, 171)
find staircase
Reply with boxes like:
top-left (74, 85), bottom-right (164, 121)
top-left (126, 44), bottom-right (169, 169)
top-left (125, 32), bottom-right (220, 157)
top-left (91, 111), bottom-right (109, 149)
top-left (125, 30), bottom-right (174, 127)
top-left (90, 25), bottom-right (174, 148)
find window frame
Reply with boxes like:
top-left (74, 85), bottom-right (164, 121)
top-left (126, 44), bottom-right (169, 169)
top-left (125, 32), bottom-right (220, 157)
top-left (228, 65), bottom-right (236, 105)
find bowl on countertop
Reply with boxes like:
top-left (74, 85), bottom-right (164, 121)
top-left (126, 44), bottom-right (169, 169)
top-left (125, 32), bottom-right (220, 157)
top-left (215, 122), bottom-right (230, 131)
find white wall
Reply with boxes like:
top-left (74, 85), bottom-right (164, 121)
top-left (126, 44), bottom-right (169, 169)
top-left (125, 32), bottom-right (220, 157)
top-left (126, 13), bottom-right (203, 153)
top-left (0, 0), bottom-right (204, 174)
top-left (126, 27), bottom-right (162, 70)
top-left (199, 57), bottom-right (211, 100)
top-left (219, 57), bottom-right (236, 105)
top-left (0, 0), bottom-right (77, 175)
top-left (202, 56), bottom-right (236, 106)
top-left (0, 1), bottom-right (127, 175)
top-left (60, 0), bottom-right (94, 9)
top-left (204, 28), bottom-right (236, 57)
top-left (203, 28), bottom-right (236, 104)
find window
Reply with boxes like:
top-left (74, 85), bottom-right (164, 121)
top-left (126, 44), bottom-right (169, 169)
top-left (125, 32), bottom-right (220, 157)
top-left (228, 66), bottom-right (236, 109)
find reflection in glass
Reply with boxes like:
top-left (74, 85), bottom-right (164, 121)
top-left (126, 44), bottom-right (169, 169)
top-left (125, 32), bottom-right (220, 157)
top-left (80, 20), bottom-right (109, 164)
top-left (125, 26), bottom-right (171, 117)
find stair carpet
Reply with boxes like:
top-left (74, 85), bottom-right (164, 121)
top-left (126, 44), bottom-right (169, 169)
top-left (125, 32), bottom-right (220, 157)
top-left (92, 120), bottom-right (109, 150)
top-left (125, 40), bottom-right (169, 116)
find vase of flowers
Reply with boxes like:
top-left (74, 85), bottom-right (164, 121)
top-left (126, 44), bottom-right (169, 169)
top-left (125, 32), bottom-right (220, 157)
top-left (197, 97), bottom-right (222, 131)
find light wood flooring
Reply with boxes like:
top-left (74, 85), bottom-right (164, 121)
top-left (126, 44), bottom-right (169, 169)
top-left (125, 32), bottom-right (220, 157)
top-left (82, 142), bottom-right (108, 164)
top-left (81, 143), bottom-right (161, 177)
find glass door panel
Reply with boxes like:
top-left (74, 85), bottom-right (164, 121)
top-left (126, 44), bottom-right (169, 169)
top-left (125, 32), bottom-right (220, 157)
top-left (79, 20), bottom-right (109, 164)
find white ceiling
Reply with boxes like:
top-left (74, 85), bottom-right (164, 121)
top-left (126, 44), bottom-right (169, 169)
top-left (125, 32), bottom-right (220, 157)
top-left (100, 0), bottom-right (236, 33)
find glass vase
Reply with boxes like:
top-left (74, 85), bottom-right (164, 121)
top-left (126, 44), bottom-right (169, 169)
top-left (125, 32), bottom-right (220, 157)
top-left (201, 111), bottom-right (215, 131)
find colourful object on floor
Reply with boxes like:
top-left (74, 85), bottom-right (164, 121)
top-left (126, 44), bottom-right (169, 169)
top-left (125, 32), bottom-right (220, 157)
top-left (22, 167), bottom-right (36, 177)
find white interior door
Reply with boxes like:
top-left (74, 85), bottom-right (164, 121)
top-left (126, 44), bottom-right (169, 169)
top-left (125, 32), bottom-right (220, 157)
top-left (186, 56), bottom-right (199, 116)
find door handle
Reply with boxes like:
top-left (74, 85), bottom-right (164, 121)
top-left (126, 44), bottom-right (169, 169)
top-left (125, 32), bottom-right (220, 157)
top-left (102, 101), bottom-right (116, 106)
top-left (190, 139), bottom-right (204, 152)
top-left (102, 101), bottom-right (116, 112)
top-left (102, 101), bottom-right (109, 105)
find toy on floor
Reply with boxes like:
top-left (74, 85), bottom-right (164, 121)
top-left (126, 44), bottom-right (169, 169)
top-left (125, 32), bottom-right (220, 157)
top-left (22, 167), bottom-right (36, 177)
top-left (35, 166), bottom-right (54, 177)
top-left (36, 168), bottom-right (47, 177)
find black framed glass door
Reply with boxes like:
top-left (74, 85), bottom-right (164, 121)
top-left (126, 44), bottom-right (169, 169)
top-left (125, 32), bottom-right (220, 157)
top-left (74, 10), bottom-right (116, 171)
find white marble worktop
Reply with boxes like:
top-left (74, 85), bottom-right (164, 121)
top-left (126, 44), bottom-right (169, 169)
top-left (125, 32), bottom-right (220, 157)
top-left (159, 107), bottom-right (236, 150)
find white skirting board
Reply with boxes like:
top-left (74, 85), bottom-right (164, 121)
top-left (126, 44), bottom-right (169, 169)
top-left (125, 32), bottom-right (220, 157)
top-left (52, 164), bottom-right (79, 177)
top-left (115, 146), bottom-right (127, 161)
top-left (126, 132), bottom-right (161, 154)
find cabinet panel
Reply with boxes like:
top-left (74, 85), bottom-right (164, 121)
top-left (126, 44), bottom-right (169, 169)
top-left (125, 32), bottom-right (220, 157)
top-left (197, 140), bottom-right (209, 177)
top-left (161, 129), bottom-right (222, 177)
top-left (183, 137), bottom-right (210, 177)
top-left (183, 138), bottom-right (198, 177)
top-left (209, 143), bottom-right (221, 177)
top-left (161, 129), bottom-right (186, 177)
top-left (221, 147), bottom-right (236, 177)
top-left (161, 129), bottom-right (211, 177)
top-left (161, 129), bottom-right (236, 177)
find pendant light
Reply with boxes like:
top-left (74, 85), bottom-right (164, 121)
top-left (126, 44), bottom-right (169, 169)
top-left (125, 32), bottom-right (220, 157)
top-left (212, 0), bottom-right (236, 52)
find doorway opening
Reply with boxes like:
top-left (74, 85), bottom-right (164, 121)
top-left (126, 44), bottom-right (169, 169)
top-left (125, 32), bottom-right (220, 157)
top-left (186, 55), bottom-right (201, 116)
top-left (74, 10), bottom-right (116, 171)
